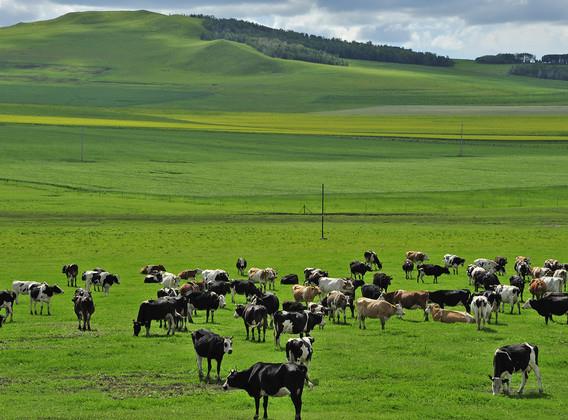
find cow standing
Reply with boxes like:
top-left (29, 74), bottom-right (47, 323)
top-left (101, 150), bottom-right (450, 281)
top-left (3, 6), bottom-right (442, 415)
top-left (489, 343), bottom-right (543, 395)
top-left (132, 299), bottom-right (177, 336)
top-left (29, 284), bottom-right (64, 315)
top-left (443, 254), bottom-right (466, 275)
top-left (286, 337), bottom-right (315, 387)
top-left (0, 291), bottom-right (16, 322)
top-left (417, 264), bottom-right (450, 284)
top-left (523, 295), bottom-right (568, 324)
top-left (364, 250), bottom-right (382, 270)
top-left (234, 304), bottom-right (268, 342)
top-left (72, 288), bottom-right (95, 330)
top-left (62, 264), bottom-right (79, 287)
top-left (356, 298), bottom-right (404, 330)
top-left (273, 310), bottom-right (325, 349)
top-left (191, 329), bottom-right (233, 384)
top-left (402, 259), bottom-right (414, 279)
top-left (12, 280), bottom-right (40, 304)
top-left (349, 261), bottom-right (372, 279)
top-left (236, 257), bottom-right (247, 276)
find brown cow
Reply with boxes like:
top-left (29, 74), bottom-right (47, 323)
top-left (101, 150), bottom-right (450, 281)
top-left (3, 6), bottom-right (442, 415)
top-left (382, 290), bottom-right (430, 320)
top-left (292, 285), bottom-right (321, 304)
top-left (180, 282), bottom-right (204, 296)
top-left (356, 298), bottom-right (404, 330)
top-left (405, 251), bottom-right (429, 265)
top-left (178, 269), bottom-right (203, 280)
top-left (425, 304), bottom-right (475, 324)
top-left (531, 267), bottom-right (552, 279)
top-left (529, 279), bottom-right (547, 299)
top-left (140, 264), bottom-right (166, 274)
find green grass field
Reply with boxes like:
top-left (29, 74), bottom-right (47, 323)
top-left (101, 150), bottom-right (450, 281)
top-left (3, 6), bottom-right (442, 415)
top-left (1, 9), bottom-right (568, 420)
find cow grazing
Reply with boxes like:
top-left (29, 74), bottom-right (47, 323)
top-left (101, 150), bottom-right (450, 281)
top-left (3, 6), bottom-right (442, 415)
top-left (417, 264), bottom-right (450, 284)
top-left (405, 251), bottom-right (429, 265)
top-left (382, 290), bottom-right (430, 320)
top-left (443, 254), bottom-right (466, 275)
top-left (62, 264), bottom-right (79, 287)
top-left (187, 291), bottom-right (224, 323)
top-left (282, 301), bottom-right (307, 312)
top-left (82, 271), bottom-right (120, 295)
top-left (178, 268), bottom-right (203, 280)
top-left (29, 284), bottom-right (64, 316)
top-left (529, 279), bottom-right (547, 299)
top-left (509, 275), bottom-right (526, 302)
top-left (372, 272), bottom-right (392, 292)
top-left (281, 274), bottom-right (299, 285)
top-left (273, 310), bottom-right (325, 349)
top-left (0, 291), bottom-right (16, 322)
top-left (132, 299), bottom-right (177, 336)
top-left (236, 257), bottom-right (247, 276)
top-left (192, 329), bottom-right (233, 384)
top-left (474, 258), bottom-right (505, 275)
top-left (428, 289), bottom-right (471, 312)
top-left (425, 304), bottom-right (475, 324)
top-left (317, 277), bottom-right (353, 295)
top-left (12, 280), bottom-right (41, 304)
top-left (292, 285), bottom-right (321, 304)
top-left (356, 298), bottom-right (404, 330)
top-left (495, 285), bottom-right (521, 314)
top-left (234, 304), bottom-right (268, 342)
top-left (327, 290), bottom-right (349, 324)
top-left (349, 261), bottom-right (372, 280)
top-left (515, 260), bottom-right (531, 281)
top-left (471, 295), bottom-right (492, 330)
top-left (286, 337), bottom-right (315, 388)
top-left (230, 280), bottom-right (262, 303)
top-left (523, 295), bottom-right (568, 324)
top-left (222, 362), bottom-right (307, 420)
top-left (251, 292), bottom-right (280, 328)
top-left (72, 288), bottom-right (95, 330)
top-left (140, 264), bottom-right (166, 275)
top-left (364, 250), bottom-right (382, 270)
top-left (489, 343), bottom-right (543, 395)
top-left (402, 259), bottom-right (414, 279)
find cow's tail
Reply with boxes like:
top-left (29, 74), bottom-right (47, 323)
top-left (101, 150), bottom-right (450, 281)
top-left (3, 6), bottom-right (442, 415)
top-left (533, 344), bottom-right (539, 366)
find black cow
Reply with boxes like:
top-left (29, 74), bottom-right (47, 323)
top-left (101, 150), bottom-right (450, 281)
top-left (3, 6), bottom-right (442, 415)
top-left (234, 304), bottom-right (268, 342)
top-left (303, 268), bottom-right (327, 282)
top-left (0, 314), bottom-right (4, 327)
top-left (428, 289), bottom-right (471, 312)
top-left (132, 299), bottom-right (176, 336)
top-left (364, 250), bottom-right (383, 271)
top-left (230, 280), bottom-right (262, 303)
top-left (72, 288), bottom-right (95, 331)
top-left (523, 295), bottom-right (568, 324)
top-left (475, 272), bottom-right (501, 292)
top-left (515, 261), bottom-right (531, 281)
top-left (62, 263), bottom-right (79, 287)
top-left (187, 291), bottom-right (223, 323)
top-left (282, 301), bottom-right (307, 312)
top-left (0, 290), bottom-right (16, 322)
top-left (509, 275), bottom-right (526, 302)
top-left (350, 261), bottom-right (372, 280)
top-left (489, 343), bottom-right (543, 395)
top-left (495, 256), bottom-right (508, 273)
top-left (402, 259), bottom-right (414, 279)
top-left (236, 257), bottom-right (247, 276)
top-left (274, 310), bottom-right (325, 349)
top-left (29, 284), bottom-right (64, 315)
top-left (417, 264), bottom-right (450, 284)
top-left (361, 284), bottom-right (382, 300)
top-left (447, 256), bottom-right (466, 275)
top-left (208, 281), bottom-right (231, 297)
top-left (222, 362), bottom-right (307, 420)
top-left (251, 292), bottom-right (280, 328)
top-left (372, 273), bottom-right (392, 292)
top-left (160, 295), bottom-right (192, 330)
top-left (281, 274), bottom-right (299, 285)
top-left (192, 329), bottom-right (233, 384)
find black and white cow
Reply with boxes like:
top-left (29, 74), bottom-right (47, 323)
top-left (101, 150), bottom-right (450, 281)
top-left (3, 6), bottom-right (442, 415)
top-left (489, 343), bottom-right (543, 395)
top-left (29, 284), bottom-right (64, 315)
top-left (495, 285), bottom-right (521, 314)
top-left (303, 268), bottom-right (328, 283)
top-left (443, 254), bottom-right (466, 275)
top-left (222, 362), bottom-right (307, 420)
top-left (522, 295), bottom-right (568, 324)
top-left (515, 261), bottom-right (531, 281)
top-left (132, 299), bottom-right (177, 336)
top-left (402, 259), bottom-right (414, 279)
top-left (509, 275), bottom-right (526, 302)
top-left (192, 329), bottom-right (233, 384)
top-left (273, 310), bottom-right (325, 349)
top-left (474, 291), bottom-right (501, 324)
top-left (230, 280), bottom-right (262, 303)
top-left (236, 257), bottom-right (248, 276)
top-left (82, 271), bottom-right (120, 295)
top-left (281, 274), bottom-right (299, 285)
top-left (187, 291), bottom-right (224, 323)
top-left (144, 273), bottom-right (163, 284)
top-left (157, 288), bottom-right (179, 299)
top-left (208, 281), bottom-right (232, 297)
top-left (286, 337), bottom-right (315, 387)
top-left (12, 280), bottom-right (41, 304)
top-left (417, 264), bottom-right (450, 284)
top-left (350, 261), bottom-right (372, 279)
top-left (475, 272), bottom-right (501, 292)
top-left (251, 292), bottom-right (280, 328)
top-left (0, 290), bottom-right (16, 322)
top-left (72, 288), bottom-right (95, 331)
top-left (234, 304), bottom-right (268, 342)
top-left (62, 263), bottom-right (79, 287)
top-left (364, 250), bottom-right (383, 271)
top-left (428, 289), bottom-right (471, 312)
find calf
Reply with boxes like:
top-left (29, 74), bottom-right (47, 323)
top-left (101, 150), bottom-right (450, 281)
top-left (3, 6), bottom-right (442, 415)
top-left (402, 259), bottom-right (414, 279)
top-left (489, 343), bottom-right (543, 395)
top-left (140, 264), bottom-right (166, 275)
top-left (132, 299), bottom-right (176, 336)
top-left (428, 289), bottom-right (471, 312)
top-left (230, 280), bottom-right (262, 303)
top-left (356, 298), bottom-right (404, 330)
top-left (495, 285), bottom-right (521, 314)
top-left (12, 280), bottom-right (40, 304)
top-left (417, 264), bottom-right (450, 284)
top-left (425, 304), bottom-right (474, 323)
top-left (62, 263), bottom-right (79, 287)
top-left (273, 310), bottom-right (325, 349)
top-left (349, 261), bottom-right (372, 279)
top-left (251, 292), bottom-right (280, 328)
top-left (29, 283), bottom-right (64, 315)
top-left (234, 304), bottom-right (268, 342)
top-left (192, 329), bottom-right (233, 384)
top-left (443, 254), bottom-right (466, 275)
top-left (236, 257), bottom-right (247, 276)
top-left (406, 250), bottom-right (429, 265)
top-left (327, 290), bottom-right (349, 324)
top-left (72, 288), bottom-right (95, 331)
top-left (509, 275), bottom-right (526, 302)
top-left (372, 272), bottom-right (392, 292)
top-left (0, 291), bottom-right (16, 322)
top-left (364, 250), bottom-right (382, 270)
top-left (292, 285), bottom-right (321, 304)
top-left (187, 291), bottom-right (224, 323)
top-left (281, 274), bottom-right (299, 285)
top-left (471, 295), bottom-right (492, 330)
top-left (222, 362), bottom-right (307, 420)
top-left (286, 337), bottom-right (315, 387)
top-left (523, 295), bottom-right (568, 324)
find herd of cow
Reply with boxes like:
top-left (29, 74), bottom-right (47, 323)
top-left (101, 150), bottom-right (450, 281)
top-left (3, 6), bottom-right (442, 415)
top-left (1, 250), bottom-right (563, 419)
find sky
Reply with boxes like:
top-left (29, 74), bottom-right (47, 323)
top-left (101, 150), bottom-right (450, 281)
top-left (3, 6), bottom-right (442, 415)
top-left (0, 0), bottom-right (567, 59)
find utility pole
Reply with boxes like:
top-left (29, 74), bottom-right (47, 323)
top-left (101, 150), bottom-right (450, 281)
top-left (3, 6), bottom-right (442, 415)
top-left (321, 184), bottom-right (326, 240)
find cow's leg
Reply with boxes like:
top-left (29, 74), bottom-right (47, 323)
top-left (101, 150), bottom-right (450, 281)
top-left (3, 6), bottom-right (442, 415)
top-left (145, 322), bottom-right (151, 337)
top-left (291, 391), bottom-right (302, 420)
top-left (206, 309), bottom-right (210, 323)
top-left (254, 397), bottom-right (260, 420)
top-left (231, 288), bottom-right (235, 304)
top-left (206, 358), bottom-right (212, 383)
top-left (380, 318), bottom-right (385, 330)
top-left (245, 323), bottom-right (250, 340)
top-left (196, 355), bottom-right (203, 380)
top-left (532, 362), bottom-right (544, 393)
top-left (29, 300), bottom-right (33, 315)
top-left (262, 322), bottom-right (266, 342)
top-left (47, 301), bottom-right (51, 316)
top-left (518, 371), bottom-right (529, 394)
top-left (251, 325), bottom-right (256, 342)
top-left (216, 359), bottom-right (222, 384)
top-left (261, 396), bottom-right (269, 419)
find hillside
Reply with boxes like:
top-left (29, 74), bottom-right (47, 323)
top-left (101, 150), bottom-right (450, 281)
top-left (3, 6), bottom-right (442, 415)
top-left (0, 10), bottom-right (568, 115)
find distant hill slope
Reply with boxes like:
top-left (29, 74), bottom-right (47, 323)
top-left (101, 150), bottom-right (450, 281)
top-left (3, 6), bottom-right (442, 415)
top-left (0, 10), bottom-right (567, 113)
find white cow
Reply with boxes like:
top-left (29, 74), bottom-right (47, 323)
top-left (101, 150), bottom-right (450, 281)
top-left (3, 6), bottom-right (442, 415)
top-left (12, 281), bottom-right (41, 304)
top-left (160, 271), bottom-right (180, 289)
top-left (317, 277), bottom-right (354, 295)
top-left (471, 295), bottom-right (492, 330)
top-left (474, 258), bottom-right (504, 275)
top-left (553, 269), bottom-right (567, 291)
top-left (495, 285), bottom-right (521, 314)
top-left (203, 269), bottom-right (229, 286)
top-left (541, 276), bottom-right (565, 293)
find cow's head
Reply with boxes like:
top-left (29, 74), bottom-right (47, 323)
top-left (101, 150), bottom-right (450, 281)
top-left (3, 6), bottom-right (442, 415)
top-left (132, 320), bottom-right (142, 336)
top-left (218, 294), bottom-right (226, 308)
top-left (52, 285), bottom-right (64, 295)
top-left (488, 375), bottom-right (510, 395)
top-left (442, 267), bottom-right (451, 275)
top-left (61, 265), bottom-right (68, 274)
top-left (233, 304), bottom-right (245, 318)
top-left (222, 369), bottom-right (246, 391)
top-left (223, 337), bottom-right (233, 354)
top-left (395, 303), bottom-right (405, 318)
